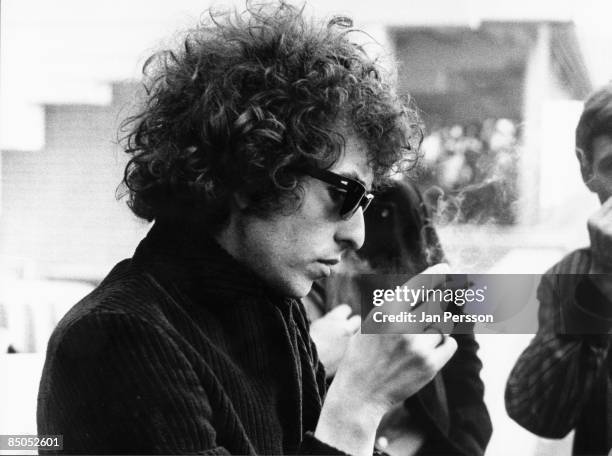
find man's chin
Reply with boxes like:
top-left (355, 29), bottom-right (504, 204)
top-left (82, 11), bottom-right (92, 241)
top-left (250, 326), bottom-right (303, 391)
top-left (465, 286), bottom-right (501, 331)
top-left (281, 278), bottom-right (314, 299)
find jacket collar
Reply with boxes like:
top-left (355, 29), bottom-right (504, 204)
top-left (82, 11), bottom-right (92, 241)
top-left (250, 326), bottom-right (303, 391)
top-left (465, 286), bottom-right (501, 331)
top-left (132, 218), bottom-right (286, 305)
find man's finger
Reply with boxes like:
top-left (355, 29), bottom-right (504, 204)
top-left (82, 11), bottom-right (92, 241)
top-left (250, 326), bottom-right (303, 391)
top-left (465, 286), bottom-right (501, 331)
top-left (347, 315), bottom-right (361, 333)
top-left (410, 331), bottom-right (445, 351)
top-left (329, 304), bottom-right (352, 319)
top-left (429, 335), bottom-right (458, 368)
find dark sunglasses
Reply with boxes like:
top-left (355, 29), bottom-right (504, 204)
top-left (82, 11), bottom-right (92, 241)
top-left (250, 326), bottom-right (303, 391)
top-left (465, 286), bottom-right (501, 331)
top-left (302, 166), bottom-right (374, 220)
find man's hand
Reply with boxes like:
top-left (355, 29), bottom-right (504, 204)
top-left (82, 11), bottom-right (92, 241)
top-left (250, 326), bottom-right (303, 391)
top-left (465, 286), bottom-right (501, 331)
top-left (587, 197), bottom-right (612, 299)
top-left (335, 331), bottom-right (457, 410)
top-left (314, 264), bottom-right (458, 456)
top-left (337, 263), bottom-right (458, 408)
top-left (309, 304), bottom-right (361, 377)
top-left (316, 332), bottom-right (457, 456)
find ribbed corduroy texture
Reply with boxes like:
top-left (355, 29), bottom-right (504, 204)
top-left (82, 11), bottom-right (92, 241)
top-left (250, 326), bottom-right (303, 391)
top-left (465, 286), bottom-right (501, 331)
top-left (37, 220), bottom-right (345, 455)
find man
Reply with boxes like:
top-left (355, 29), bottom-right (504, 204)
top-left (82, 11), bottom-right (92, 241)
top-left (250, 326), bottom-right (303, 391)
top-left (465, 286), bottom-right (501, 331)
top-left (37, 4), bottom-right (457, 455)
top-left (505, 83), bottom-right (612, 455)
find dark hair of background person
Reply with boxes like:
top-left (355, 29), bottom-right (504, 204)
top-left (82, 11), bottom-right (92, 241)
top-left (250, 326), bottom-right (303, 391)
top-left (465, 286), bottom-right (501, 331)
top-left (575, 81), bottom-right (612, 161)
top-left (358, 179), bottom-right (445, 274)
top-left (117, 2), bottom-right (421, 231)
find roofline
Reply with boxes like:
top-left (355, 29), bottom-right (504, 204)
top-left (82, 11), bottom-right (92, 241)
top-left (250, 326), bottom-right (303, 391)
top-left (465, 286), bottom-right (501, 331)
top-left (390, 20), bottom-right (593, 99)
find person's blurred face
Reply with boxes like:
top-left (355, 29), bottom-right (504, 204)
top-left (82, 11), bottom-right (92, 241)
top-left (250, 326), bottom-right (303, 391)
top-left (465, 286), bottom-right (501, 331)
top-left (226, 134), bottom-right (374, 298)
top-left (579, 134), bottom-right (612, 203)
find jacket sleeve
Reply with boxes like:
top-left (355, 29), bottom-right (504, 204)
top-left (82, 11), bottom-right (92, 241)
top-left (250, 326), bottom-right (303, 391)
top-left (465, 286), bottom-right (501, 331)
top-left (441, 332), bottom-right (492, 455)
top-left (505, 271), bottom-right (612, 438)
top-left (413, 331), bottom-right (491, 456)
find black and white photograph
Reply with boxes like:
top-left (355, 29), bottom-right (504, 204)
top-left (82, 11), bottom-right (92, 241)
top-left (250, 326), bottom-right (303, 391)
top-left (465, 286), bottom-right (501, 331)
top-left (1, 0), bottom-right (612, 454)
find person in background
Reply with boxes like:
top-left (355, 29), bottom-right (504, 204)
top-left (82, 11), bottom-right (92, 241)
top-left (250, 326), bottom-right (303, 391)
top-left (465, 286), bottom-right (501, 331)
top-left (37, 4), bottom-right (458, 455)
top-left (307, 179), bottom-right (492, 455)
top-left (505, 83), bottom-right (612, 456)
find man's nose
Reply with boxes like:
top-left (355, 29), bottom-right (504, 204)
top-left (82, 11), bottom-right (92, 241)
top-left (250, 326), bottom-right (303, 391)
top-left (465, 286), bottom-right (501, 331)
top-left (334, 207), bottom-right (366, 251)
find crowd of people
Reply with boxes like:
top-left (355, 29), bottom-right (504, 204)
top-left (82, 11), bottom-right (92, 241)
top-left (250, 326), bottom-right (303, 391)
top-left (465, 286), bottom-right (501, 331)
top-left (419, 119), bottom-right (520, 224)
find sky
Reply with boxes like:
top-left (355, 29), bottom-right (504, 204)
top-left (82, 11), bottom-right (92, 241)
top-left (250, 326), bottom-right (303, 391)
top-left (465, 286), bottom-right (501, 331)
top-left (1, 0), bottom-right (612, 151)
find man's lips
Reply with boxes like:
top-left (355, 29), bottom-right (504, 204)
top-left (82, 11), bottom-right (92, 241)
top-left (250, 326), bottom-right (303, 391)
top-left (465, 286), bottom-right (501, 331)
top-left (312, 258), bottom-right (340, 278)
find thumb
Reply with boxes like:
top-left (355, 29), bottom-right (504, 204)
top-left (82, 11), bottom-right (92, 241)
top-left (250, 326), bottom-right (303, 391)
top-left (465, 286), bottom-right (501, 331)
top-left (328, 304), bottom-right (353, 319)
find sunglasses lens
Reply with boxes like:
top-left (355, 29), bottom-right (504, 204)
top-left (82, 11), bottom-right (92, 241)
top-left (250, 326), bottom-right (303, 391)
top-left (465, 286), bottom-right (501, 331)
top-left (340, 188), bottom-right (369, 220)
top-left (340, 197), bottom-right (358, 220)
top-left (301, 166), bottom-right (372, 220)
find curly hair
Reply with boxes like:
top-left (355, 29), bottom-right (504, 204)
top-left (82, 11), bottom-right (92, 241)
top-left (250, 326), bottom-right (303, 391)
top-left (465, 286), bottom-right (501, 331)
top-left (576, 82), bottom-right (612, 161)
top-left (119, 1), bottom-right (420, 228)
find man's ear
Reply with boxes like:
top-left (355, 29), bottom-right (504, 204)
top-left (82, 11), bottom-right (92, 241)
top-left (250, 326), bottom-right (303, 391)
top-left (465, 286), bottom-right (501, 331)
top-left (576, 147), bottom-right (596, 190)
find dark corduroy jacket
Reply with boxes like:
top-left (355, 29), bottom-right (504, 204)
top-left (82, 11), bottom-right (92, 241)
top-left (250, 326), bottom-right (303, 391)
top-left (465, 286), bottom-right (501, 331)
top-left (37, 220), bottom-right (345, 455)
